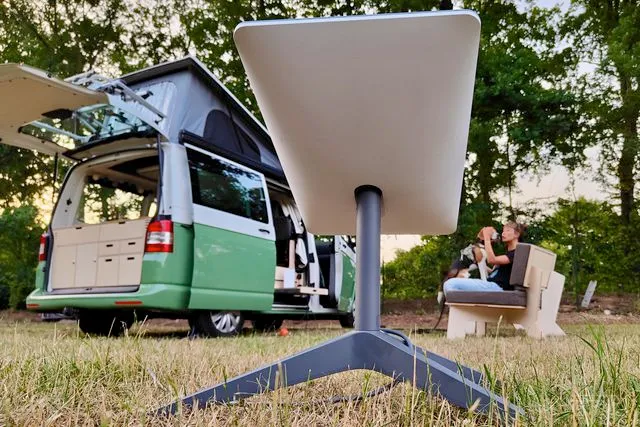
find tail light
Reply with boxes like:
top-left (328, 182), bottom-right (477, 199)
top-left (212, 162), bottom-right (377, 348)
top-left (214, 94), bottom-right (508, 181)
top-left (145, 220), bottom-right (174, 253)
top-left (38, 233), bottom-right (49, 262)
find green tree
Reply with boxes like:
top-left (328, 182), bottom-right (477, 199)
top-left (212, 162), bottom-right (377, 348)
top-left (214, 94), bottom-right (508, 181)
top-left (181, 0), bottom-right (295, 113)
top-left (0, 0), bottom-right (191, 75)
top-left (0, 0), bottom-right (127, 75)
top-left (382, 236), bottom-right (456, 299)
top-left (537, 198), bottom-right (634, 304)
top-left (563, 1), bottom-right (640, 225)
top-left (0, 206), bottom-right (44, 308)
top-left (109, 0), bottom-right (193, 73)
top-left (463, 0), bottom-right (581, 223)
top-left (0, 0), bottom-right (192, 206)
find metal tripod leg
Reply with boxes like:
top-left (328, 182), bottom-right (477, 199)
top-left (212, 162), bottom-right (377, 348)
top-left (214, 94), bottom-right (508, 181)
top-left (426, 350), bottom-right (486, 385)
top-left (382, 328), bottom-right (487, 386)
top-left (155, 330), bottom-right (521, 419)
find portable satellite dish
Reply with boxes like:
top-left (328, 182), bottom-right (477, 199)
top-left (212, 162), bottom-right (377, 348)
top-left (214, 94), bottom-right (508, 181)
top-left (157, 10), bottom-right (521, 418)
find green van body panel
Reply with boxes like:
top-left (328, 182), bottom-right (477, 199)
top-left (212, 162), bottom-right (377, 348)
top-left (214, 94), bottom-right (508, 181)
top-left (188, 223), bottom-right (275, 311)
top-left (338, 254), bottom-right (356, 312)
top-left (34, 261), bottom-right (46, 291)
top-left (140, 223), bottom-right (193, 287)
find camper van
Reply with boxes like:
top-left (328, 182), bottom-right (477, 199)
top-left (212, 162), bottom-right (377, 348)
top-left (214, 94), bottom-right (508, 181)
top-left (0, 57), bottom-right (356, 336)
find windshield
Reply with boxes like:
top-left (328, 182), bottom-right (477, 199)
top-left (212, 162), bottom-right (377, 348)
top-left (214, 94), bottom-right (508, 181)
top-left (19, 104), bottom-right (154, 151)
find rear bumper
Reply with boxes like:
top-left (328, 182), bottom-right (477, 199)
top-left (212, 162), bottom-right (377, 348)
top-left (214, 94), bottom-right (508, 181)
top-left (25, 284), bottom-right (190, 312)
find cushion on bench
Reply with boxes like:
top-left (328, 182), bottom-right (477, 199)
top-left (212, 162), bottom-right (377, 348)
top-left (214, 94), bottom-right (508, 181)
top-left (446, 290), bottom-right (527, 307)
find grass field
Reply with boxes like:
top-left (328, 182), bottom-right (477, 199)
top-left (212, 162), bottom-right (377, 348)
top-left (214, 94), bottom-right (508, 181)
top-left (0, 315), bottom-right (639, 426)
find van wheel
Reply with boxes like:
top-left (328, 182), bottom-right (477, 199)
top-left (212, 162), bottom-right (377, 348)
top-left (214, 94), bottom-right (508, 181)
top-left (195, 311), bottom-right (244, 337)
top-left (187, 316), bottom-right (199, 337)
top-left (252, 317), bottom-right (283, 332)
top-left (78, 310), bottom-right (134, 337)
top-left (339, 312), bottom-right (355, 328)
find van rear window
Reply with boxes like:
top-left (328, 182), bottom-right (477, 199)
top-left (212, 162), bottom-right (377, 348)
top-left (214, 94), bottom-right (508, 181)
top-left (187, 149), bottom-right (268, 223)
top-left (76, 181), bottom-right (157, 225)
top-left (20, 104), bottom-right (154, 151)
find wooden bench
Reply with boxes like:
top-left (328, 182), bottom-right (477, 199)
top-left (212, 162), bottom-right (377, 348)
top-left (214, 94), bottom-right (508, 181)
top-left (445, 243), bottom-right (566, 339)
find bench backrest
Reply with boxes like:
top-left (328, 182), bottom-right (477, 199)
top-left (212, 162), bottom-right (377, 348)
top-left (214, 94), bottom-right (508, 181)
top-left (510, 243), bottom-right (557, 288)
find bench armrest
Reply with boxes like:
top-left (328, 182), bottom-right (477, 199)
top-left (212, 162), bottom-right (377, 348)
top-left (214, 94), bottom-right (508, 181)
top-left (510, 244), bottom-right (556, 289)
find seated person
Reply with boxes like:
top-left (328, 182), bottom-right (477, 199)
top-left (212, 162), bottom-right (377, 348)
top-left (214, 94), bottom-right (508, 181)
top-left (443, 221), bottom-right (526, 294)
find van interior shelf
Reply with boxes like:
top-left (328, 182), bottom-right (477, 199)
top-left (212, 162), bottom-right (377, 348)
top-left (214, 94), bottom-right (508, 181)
top-left (274, 287), bottom-right (328, 296)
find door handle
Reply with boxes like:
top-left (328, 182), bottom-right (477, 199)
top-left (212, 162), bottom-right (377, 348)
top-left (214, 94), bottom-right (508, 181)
top-left (259, 228), bottom-right (271, 234)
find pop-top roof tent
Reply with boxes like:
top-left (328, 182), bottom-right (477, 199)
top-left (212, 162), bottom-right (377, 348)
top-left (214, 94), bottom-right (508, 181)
top-left (113, 56), bottom-right (285, 181)
top-left (0, 57), bottom-right (286, 183)
top-left (156, 11), bottom-right (521, 420)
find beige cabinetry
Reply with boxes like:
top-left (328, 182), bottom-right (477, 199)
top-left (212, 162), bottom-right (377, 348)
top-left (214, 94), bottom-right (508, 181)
top-left (50, 219), bottom-right (149, 289)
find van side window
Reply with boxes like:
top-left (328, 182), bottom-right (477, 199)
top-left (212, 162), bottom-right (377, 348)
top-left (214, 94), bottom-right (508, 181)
top-left (188, 149), bottom-right (268, 223)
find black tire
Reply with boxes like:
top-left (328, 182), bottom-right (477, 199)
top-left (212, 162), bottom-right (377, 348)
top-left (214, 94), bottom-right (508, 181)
top-left (193, 311), bottom-right (244, 337)
top-left (78, 310), bottom-right (134, 337)
top-left (339, 312), bottom-right (355, 328)
top-left (187, 316), bottom-right (199, 336)
top-left (252, 317), bottom-right (283, 332)
top-left (41, 312), bottom-right (63, 322)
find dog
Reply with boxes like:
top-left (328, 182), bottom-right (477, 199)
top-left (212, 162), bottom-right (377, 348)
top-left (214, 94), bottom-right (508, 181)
top-left (451, 230), bottom-right (501, 279)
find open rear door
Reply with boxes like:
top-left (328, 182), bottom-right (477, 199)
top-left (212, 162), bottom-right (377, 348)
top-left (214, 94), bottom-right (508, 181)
top-left (0, 64), bottom-right (107, 157)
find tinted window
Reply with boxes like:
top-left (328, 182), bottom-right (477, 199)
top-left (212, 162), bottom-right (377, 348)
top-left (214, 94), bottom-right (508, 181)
top-left (188, 149), bottom-right (268, 223)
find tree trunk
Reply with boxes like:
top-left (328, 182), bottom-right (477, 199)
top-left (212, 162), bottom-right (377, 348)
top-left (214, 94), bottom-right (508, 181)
top-left (618, 129), bottom-right (637, 224)
top-left (505, 136), bottom-right (515, 219)
top-left (571, 221), bottom-right (581, 308)
top-left (475, 129), bottom-right (495, 212)
top-left (617, 74), bottom-right (639, 224)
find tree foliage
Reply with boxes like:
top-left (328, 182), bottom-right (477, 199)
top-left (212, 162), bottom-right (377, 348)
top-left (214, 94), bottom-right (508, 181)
top-left (0, 206), bottom-right (44, 309)
top-left (0, 0), bottom-right (192, 209)
top-left (562, 0), bottom-right (640, 225)
top-left (463, 0), bottom-right (582, 223)
top-left (382, 236), bottom-right (457, 299)
top-left (537, 198), bottom-right (639, 300)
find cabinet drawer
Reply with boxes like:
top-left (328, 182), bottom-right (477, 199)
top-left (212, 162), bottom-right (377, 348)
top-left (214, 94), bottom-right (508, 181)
top-left (96, 256), bottom-right (119, 287)
top-left (100, 219), bottom-right (149, 241)
top-left (54, 226), bottom-right (100, 246)
top-left (98, 241), bottom-right (120, 256)
top-left (74, 243), bottom-right (98, 288)
top-left (120, 238), bottom-right (144, 254)
top-left (118, 255), bottom-right (143, 286)
top-left (51, 245), bottom-right (77, 289)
